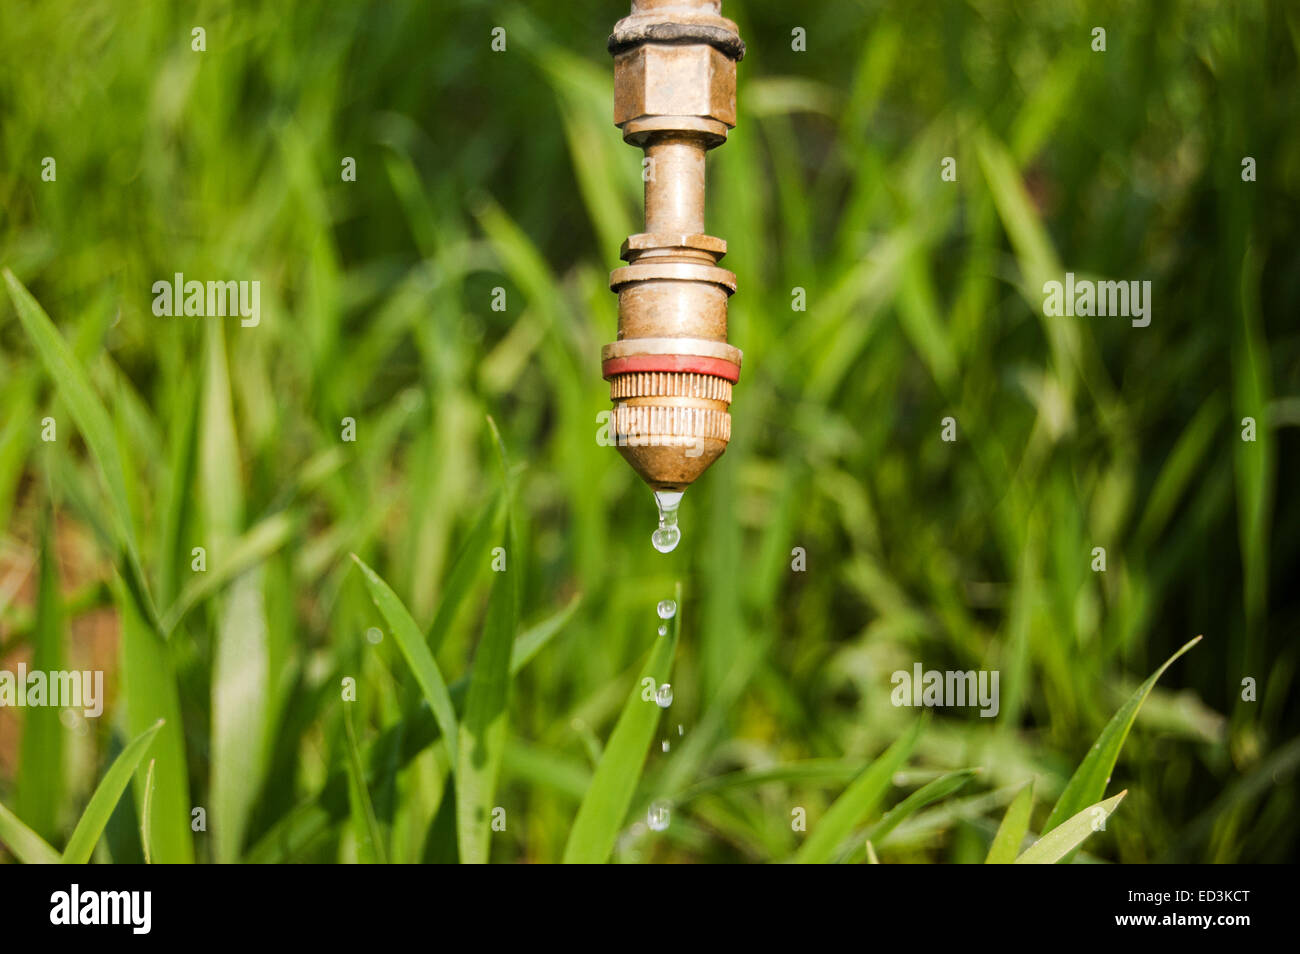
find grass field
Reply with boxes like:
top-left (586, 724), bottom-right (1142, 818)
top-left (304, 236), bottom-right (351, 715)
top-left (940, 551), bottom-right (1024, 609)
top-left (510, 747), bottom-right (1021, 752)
top-left (1, 0), bottom-right (1297, 863)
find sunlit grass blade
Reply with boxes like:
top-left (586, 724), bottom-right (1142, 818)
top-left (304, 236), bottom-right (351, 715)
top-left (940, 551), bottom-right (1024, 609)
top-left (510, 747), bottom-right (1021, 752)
top-left (985, 781), bottom-right (1034, 863)
top-left (563, 582), bottom-right (681, 864)
top-left (140, 759), bottom-right (156, 865)
top-left (793, 716), bottom-right (925, 864)
top-left (61, 719), bottom-right (164, 864)
top-left (0, 799), bottom-right (61, 864)
top-left (865, 841), bottom-right (880, 864)
top-left (352, 553), bottom-right (459, 764)
top-left (211, 569), bottom-right (272, 863)
top-left (1044, 636), bottom-right (1201, 833)
top-left (199, 320), bottom-right (244, 542)
top-left (1015, 791), bottom-right (1126, 864)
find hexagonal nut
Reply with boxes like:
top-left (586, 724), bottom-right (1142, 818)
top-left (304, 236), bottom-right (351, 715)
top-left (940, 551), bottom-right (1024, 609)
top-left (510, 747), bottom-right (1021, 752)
top-left (614, 43), bottom-right (736, 131)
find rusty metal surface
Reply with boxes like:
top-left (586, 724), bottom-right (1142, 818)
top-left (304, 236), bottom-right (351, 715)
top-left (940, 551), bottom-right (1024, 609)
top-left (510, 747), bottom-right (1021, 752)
top-left (603, 0), bottom-right (743, 493)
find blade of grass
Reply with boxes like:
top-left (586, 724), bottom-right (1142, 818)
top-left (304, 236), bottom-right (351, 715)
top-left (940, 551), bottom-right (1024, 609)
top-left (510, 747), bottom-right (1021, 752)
top-left (562, 582), bottom-right (681, 864)
top-left (353, 553), bottom-right (459, 765)
top-left (1044, 636), bottom-right (1200, 832)
top-left (0, 800), bottom-right (61, 864)
top-left (0, 372), bottom-right (36, 535)
top-left (985, 781), bottom-right (1034, 863)
top-left (1232, 244), bottom-right (1273, 635)
top-left (793, 716), bottom-right (925, 864)
top-left (510, 592), bottom-right (582, 673)
top-left (454, 514), bottom-right (517, 864)
top-left (16, 512), bottom-right (65, 841)
top-left (455, 419), bottom-right (517, 864)
top-left (341, 703), bottom-right (387, 864)
top-left (1015, 791), bottom-right (1126, 864)
top-left (117, 582), bottom-right (194, 863)
top-left (863, 768), bottom-right (977, 847)
top-left (211, 569), bottom-right (272, 863)
top-left (678, 759), bottom-right (865, 804)
top-left (140, 759), bottom-right (156, 865)
top-left (156, 374), bottom-right (200, 607)
top-left (3, 269), bottom-right (158, 631)
top-left (160, 510), bottom-right (295, 636)
top-left (245, 593), bottom-right (579, 863)
top-left (61, 719), bottom-right (164, 864)
top-left (426, 490), bottom-right (503, 652)
top-left (6, 270), bottom-right (192, 863)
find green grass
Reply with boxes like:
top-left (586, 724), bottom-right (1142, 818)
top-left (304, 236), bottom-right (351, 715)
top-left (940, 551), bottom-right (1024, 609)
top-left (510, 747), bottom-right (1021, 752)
top-left (0, 0), bottom-right (1297, 863)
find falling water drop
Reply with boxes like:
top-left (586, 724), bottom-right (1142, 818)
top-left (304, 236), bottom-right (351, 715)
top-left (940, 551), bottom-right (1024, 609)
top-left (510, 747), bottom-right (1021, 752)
top-left (651, 490), bottom-right (683, 553)
top-left (657, 599), bottom-right (677, 619)
top-left (677, 724), bottom-right (684, 736)
top-left (647, 801), bottom-right (671, 832)
top-left (655, 683), bottom-right (673, 708)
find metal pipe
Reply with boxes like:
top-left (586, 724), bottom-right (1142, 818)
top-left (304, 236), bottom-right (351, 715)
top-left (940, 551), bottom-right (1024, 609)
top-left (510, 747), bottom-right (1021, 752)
top-left (644, 137), bottom-right (706, 234)
top-left (602, 0), bottom-right (744, 493)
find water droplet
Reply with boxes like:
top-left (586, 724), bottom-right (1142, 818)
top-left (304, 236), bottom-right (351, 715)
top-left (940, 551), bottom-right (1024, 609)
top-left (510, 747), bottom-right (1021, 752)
top-left (657, 599), bottom-right (677, 619)
top-left (647, 801), bottom-right (671, 831)
top-left (651, 490), bottom-right (683, 553)
top-left (661, 740), bottom-right (670, 752)
top-left (365, 627), bottom-right (383, 644)
top-left (655, 683), bottom-right (673, 708)
top-left (651, 526), bottom-right (679, 553)
top-left (677, 724), bottom-right (684, 736)
top-left (657, 623), bottom-right (668, 636)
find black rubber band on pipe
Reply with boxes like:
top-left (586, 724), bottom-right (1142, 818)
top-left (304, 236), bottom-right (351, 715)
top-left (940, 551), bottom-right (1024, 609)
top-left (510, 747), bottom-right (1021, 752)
top-left (608, 23), bottom-right (745, 61)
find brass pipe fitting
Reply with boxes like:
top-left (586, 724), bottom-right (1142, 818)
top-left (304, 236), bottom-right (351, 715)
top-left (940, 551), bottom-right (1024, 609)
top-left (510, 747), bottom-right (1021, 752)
top-left (602, 0), bottom-right (744, 493)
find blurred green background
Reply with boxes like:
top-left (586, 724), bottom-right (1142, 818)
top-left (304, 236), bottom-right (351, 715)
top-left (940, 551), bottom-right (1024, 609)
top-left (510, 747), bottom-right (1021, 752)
top-left (1, 0), bottom-right (1298, 863)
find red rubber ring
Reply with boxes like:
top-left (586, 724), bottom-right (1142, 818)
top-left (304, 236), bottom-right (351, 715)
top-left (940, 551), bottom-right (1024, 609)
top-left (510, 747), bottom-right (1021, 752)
top-left (602, 354), bottom-right (740, 382)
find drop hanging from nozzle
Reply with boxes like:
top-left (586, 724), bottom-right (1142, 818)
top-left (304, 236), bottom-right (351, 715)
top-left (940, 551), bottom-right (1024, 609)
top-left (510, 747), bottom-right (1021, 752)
top-left (651, 490), bottom-right (683, 553)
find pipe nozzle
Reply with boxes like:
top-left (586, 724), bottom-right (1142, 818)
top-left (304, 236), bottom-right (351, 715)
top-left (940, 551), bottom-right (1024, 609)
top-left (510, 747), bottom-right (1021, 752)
top-left (603, 0), bottom-right (744, 493)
